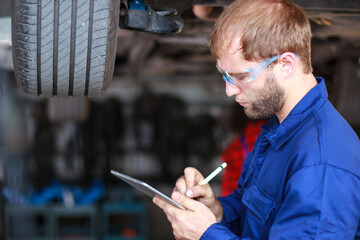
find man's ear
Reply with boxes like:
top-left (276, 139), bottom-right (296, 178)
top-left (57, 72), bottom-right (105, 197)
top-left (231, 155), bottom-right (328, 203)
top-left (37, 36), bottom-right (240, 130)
top-left (278, 52), bottom-right (297, 79)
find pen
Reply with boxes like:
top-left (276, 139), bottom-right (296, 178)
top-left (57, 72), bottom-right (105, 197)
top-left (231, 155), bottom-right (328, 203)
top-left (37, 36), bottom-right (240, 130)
top-left (199, 162), bottom-right (227, 185)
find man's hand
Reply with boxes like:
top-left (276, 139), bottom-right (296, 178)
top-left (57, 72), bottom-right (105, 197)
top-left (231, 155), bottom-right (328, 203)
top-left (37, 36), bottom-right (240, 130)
top-left (153, 191), bottom-right (217, 240)
top-left (174, 167), bottom-right (223, 221)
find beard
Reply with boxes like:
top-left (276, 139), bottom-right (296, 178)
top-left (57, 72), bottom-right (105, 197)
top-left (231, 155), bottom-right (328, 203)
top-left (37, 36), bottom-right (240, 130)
top-left (244, 72), bottom-right (286, 119)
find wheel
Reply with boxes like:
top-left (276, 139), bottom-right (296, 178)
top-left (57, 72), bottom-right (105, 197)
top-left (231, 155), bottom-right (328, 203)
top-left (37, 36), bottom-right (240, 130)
top-left (11, 0), bottom-right (119, 97)
top-left (331, 56), bottom-right (360, 127)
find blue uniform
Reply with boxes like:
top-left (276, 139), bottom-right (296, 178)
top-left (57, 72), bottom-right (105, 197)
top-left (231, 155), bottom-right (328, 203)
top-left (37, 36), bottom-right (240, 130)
top-left (201, 78), bottom-right (360, 239)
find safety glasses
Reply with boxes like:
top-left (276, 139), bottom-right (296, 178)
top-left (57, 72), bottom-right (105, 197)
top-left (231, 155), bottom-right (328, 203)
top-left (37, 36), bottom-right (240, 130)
top-left (216, 55), bottom-right (280, 88)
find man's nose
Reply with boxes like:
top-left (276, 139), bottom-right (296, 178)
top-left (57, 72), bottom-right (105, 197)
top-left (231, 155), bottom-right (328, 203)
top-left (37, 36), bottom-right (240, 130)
top-left (225, 82), bottom-right (241, 97)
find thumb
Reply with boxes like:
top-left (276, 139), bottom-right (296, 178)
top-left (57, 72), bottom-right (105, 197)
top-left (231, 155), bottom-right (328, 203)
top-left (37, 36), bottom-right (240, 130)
top-left (171, 191), bottom-right (201, 211)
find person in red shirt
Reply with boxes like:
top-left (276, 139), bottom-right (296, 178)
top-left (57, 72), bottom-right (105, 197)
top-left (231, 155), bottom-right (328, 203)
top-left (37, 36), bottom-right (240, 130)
top-left (221, 103), bottom-right (265, 196)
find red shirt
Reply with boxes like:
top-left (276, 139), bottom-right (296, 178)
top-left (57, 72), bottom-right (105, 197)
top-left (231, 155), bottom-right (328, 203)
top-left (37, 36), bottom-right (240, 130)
top-left (220, 121), bottom-right (265, 196)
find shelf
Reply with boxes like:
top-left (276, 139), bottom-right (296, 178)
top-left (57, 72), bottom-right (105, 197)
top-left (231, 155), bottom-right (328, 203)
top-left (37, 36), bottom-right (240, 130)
top-left (100, 202), bottom-right (148, 240)
top-left (4, 202), bottom-right (149, 240)
top-left (4, 205), bottom-right (52, 240)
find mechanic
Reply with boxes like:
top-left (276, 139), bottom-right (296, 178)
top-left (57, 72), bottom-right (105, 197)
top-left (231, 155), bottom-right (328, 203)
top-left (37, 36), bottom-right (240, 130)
top-left (153, 0), bottom-right (360, 239)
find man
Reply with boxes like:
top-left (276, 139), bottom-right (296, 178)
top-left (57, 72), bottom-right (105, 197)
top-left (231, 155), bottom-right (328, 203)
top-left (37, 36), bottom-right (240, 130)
top-left (153, 0), bottom-right (360, 239)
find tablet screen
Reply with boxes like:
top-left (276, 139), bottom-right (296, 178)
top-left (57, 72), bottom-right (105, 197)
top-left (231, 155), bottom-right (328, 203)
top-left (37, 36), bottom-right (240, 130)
top-left (111, 170), bottom-right (186, 210)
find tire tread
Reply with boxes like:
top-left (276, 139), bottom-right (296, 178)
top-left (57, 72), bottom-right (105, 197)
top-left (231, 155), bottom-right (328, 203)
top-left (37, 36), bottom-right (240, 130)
top-left (11, 0), bottom-right (119, 97)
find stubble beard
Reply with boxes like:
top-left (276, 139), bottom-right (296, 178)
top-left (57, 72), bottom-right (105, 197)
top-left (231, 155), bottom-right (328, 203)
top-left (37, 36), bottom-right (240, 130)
top-left (244, 72), bottom-right (286, 119)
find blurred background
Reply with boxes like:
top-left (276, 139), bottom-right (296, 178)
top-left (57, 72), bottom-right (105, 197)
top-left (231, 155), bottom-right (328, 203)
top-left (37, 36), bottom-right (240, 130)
top-left (0, 0), bottom-right (360, 239)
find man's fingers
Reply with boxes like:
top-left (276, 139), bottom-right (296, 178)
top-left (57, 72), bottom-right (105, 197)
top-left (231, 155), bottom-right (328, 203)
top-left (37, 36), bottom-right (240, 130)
top-left (172, 167), bottom-right (205, 199)
top-left (187, 184), bottom-right (209, 198)
top-left (153, 196), bottom-right (165, 209)
top-left (153, 195), bottom-right (186, 213)
top-left (184, 167), bottom-right (204, 188)
top-left (153, 196), bottom-right (175, 213)
top-left (172, 191), bottom-right (202, 211)
top-left (175, 176), bottom-right (187, 194)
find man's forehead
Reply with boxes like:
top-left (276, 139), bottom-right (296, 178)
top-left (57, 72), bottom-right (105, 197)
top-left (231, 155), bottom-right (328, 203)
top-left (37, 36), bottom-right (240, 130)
top-left (218, 36), bottom-right (244, 59)
top-left (217, 40), bottom-right (246, 68)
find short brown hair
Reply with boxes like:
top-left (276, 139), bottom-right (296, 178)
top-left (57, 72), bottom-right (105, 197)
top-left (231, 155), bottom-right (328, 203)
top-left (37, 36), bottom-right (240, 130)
top-left (209, 0), bottom-right (312, 73)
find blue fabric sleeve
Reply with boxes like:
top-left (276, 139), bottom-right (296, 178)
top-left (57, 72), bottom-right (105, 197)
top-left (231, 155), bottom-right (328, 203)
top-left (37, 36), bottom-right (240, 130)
top-left (200, 223), bottom-right (248, 240)
top-left (201, 165), bottom-right (360, 239)
top-left (219, 189), bottom-right (243, 224)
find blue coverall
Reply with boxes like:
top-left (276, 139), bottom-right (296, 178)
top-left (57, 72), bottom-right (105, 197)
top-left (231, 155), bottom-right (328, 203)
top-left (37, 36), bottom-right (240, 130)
top-left (201, 78), bottom-right (360, 239)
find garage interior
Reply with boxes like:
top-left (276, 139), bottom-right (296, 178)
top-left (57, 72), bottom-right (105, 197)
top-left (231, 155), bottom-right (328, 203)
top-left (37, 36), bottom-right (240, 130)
top-left (0, 0), bottom-right (360, 239)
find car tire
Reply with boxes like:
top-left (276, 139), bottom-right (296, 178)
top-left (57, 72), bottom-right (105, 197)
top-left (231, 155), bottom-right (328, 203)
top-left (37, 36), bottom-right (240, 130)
top-left (11, 0), bottom-right (119, 97)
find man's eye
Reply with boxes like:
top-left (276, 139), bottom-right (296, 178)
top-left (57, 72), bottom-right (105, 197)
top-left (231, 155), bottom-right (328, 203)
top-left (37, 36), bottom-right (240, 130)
top-left (231, 74), bottom-right (248, 81)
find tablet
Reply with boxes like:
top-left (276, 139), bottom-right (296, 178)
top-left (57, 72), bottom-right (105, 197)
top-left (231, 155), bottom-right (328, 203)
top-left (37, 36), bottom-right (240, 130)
top-left (111, 170), bottom-right (186, 210)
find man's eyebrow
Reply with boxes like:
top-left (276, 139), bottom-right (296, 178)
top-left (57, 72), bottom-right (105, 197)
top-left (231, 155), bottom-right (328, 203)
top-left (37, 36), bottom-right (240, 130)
top-left (228, 71), bottom-right (249, 76)
top-left (216, 64), bottom-right (249, 76)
